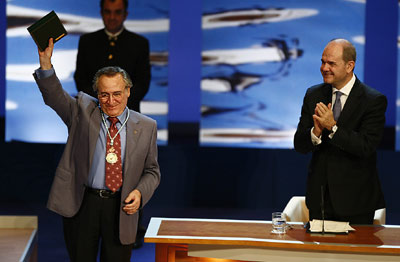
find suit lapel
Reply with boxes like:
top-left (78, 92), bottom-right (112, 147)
top-left (88, 106), bottom-right (101, 170)
top-left (322, 84), bottom-right (332, 105)
top-left (124, 112), bottom-right (141, 174)
top-left (336, 79), bottom-right (364, 125)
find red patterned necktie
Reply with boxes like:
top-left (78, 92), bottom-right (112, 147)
top-left (105, 117), bottom-right (123, 192)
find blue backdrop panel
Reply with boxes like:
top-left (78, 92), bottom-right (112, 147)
top-left (5, 0), bottom-right (169, 143)
top-left (168, 0), bottom-right (201, 123)
top-left (0, 0), bottom-right (5, 118)
top-left (200, 0), bottom-right (367, 148)
top-left (364, 0), bottom-right (397, 128)
top-left (1, 0), bottom-right (399, 150)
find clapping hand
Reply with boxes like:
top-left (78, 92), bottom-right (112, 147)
top-left (313, 102), bottom-right (336, 135)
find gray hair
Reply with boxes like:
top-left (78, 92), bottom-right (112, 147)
top-left (92, 66), bottom-right (133, 93)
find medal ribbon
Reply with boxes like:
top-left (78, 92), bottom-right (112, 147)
top-left (105, 117), bottom-right (123, 192)
top-left (101, 109), bottom-right (130, 146)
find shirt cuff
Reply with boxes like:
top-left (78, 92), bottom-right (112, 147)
top-left (311, 127), bottom-right (322, 145)
top-left (34, 67), bottom-right (55, 79)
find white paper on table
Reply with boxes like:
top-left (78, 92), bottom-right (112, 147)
top-left (309, 219), bottom-right (356, 233)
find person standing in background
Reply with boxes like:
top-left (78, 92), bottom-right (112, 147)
top-left (74, 0), bottom-right (151, 113)
top-left (294, 39), bottom-right (386, 225)
top-left (74, 0), bottom-right (151, 248)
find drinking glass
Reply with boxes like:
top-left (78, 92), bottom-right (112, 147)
top-left (271, 212), bottom-right (286, 234)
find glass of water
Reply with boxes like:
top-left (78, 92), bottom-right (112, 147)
top-left (271, 212), bottom-right (287, 234)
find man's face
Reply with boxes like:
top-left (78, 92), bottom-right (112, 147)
top-left (97, 74), bottom-right (130, 117)
top-left (320, 42), bottom-right (354, 89)
top-left (101, 0), bottom-right (127, 34)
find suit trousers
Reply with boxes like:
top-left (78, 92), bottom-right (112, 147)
top-left (63, 189), bottom-right (133, 262)
top-left (309, 186), bottom-right (375, 225)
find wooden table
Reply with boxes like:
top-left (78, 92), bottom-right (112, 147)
top-left (0, 216), bottom-right (38, 262)
top-left (145, 217), bottom-right (400, 262)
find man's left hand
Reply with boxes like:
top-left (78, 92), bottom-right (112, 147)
top-left (38, 38), bottom-right (54, 70)
top-left (314, 102), bottom-right (336, 130)
top-left (123, 189), bottom-right (141, 215)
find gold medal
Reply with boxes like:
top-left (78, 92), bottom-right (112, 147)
top-left (101, 110), bottom-right (130, 165)
top-left (106, 152), bottom-right (118, 164)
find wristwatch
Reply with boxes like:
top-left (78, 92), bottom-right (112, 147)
top-left (331, 125), bottom-right (338, 134)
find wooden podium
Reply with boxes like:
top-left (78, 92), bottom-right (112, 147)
top-left (0, 216), bottom-right (38, 262)
top-left (145, 217), bottom-right (400, 262)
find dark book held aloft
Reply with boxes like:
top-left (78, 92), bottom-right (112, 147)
top-left (27, 10), bottom-right (67, 51)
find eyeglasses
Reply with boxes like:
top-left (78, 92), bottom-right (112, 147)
top-left (98, 91), bottom-right (123, 102)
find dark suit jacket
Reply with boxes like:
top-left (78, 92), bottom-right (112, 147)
top-left (74, 29), bottom-right (151, 112)
top-left (294, 78), bottom-right (386, 216)
top-left (34, 71), bottom-right (160, 244)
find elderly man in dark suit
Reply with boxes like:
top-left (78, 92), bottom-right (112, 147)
top-left (74, 0), bottom-right (150, 113)
top-left (294, 38), bottom-right (386, 224)
top-left (34, 38), bottom-right (160, 261)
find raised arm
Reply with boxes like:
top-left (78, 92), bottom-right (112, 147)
top-left (34, 37), bottom-right (77, 129)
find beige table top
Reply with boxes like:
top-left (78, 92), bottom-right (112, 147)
top-left (0, 216), bottom-right (38, 262)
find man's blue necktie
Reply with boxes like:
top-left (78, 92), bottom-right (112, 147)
top-left (333, 91), bottom-right (343, 121)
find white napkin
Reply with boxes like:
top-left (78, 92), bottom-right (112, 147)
top-left (309, 219), bottom-right (355, 233)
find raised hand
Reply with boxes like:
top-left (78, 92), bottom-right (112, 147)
top-left (38, 38), bottom-right (54, 70)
